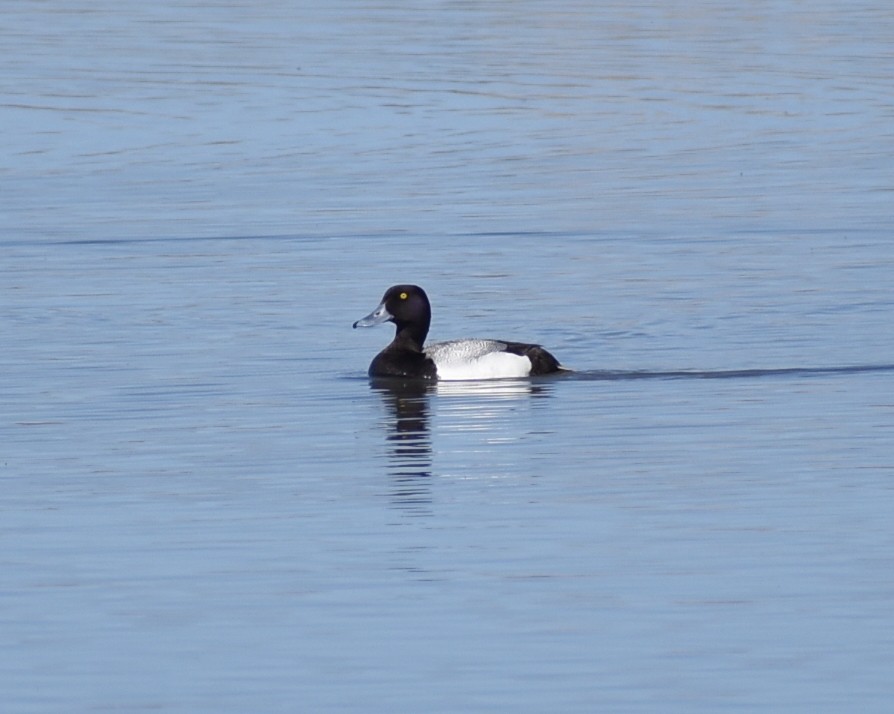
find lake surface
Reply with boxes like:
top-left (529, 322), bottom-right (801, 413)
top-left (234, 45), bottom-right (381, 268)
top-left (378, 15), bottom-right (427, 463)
top-left (3, 2), bottom-right (894, 712)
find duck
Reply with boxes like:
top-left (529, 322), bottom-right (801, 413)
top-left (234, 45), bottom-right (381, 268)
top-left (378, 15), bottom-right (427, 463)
top-left (353, 284), bottom-right (564, 380)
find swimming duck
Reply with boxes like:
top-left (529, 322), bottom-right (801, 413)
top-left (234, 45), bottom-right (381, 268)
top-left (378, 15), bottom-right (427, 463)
top-left (353, 284), bottom-right (563, 380)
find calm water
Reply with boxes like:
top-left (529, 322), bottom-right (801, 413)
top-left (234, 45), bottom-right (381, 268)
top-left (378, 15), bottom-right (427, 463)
top-left (3, 2), bottom-right (894, 712)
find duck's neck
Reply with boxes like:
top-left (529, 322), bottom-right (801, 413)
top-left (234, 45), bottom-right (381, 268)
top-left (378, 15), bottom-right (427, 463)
top-left (393, 319), bottom-right (429, 351)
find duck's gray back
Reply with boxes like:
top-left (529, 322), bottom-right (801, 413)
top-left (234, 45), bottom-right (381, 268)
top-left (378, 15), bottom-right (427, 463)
top-left (425, 339), bottom-right (508, 363)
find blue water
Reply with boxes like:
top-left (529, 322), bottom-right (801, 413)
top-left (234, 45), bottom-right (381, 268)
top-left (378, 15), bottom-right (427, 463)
top-left (3, 2), bottom-right (894, 713)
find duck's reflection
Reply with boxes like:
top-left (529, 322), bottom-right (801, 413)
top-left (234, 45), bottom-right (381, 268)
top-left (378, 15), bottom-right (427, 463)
top-left (369, 377), bottom-right (557, 513)
top-left (370, 377), bottom-right (436, 515)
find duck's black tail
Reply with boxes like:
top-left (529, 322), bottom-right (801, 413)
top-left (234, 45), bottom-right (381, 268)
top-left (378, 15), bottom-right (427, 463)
top-left (503, 342), bottom-right (564, 376)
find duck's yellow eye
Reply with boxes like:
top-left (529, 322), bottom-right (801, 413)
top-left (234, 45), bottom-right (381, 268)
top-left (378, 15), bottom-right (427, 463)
top-left (400, 292), bottom-right (408, 300)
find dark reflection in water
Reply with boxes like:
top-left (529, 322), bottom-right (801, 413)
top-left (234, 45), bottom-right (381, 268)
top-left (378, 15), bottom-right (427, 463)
top-left (369, 377), bottom-right (558, 513)
top-left (370, 378), bottom-right (436, 515)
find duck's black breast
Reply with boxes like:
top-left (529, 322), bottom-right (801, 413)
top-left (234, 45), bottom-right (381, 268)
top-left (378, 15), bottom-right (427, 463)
top-left (369, 345), bottom-right (438, 379)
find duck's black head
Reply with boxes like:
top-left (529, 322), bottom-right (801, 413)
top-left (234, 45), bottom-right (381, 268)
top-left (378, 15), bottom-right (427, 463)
top-left (353, 284), bottom-right (432, 348)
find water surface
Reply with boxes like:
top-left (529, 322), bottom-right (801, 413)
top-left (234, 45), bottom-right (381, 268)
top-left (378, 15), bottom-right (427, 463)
top-left (2, 2), bottom-right (894, 713)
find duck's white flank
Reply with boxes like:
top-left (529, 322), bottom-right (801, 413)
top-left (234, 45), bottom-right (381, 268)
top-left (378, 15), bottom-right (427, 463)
top-left (425, 339), bottom-right (531, 381)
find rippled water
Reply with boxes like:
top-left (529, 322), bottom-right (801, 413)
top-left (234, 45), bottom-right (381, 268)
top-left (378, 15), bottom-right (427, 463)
top-left (3, 2), bottom-right (894, 713)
